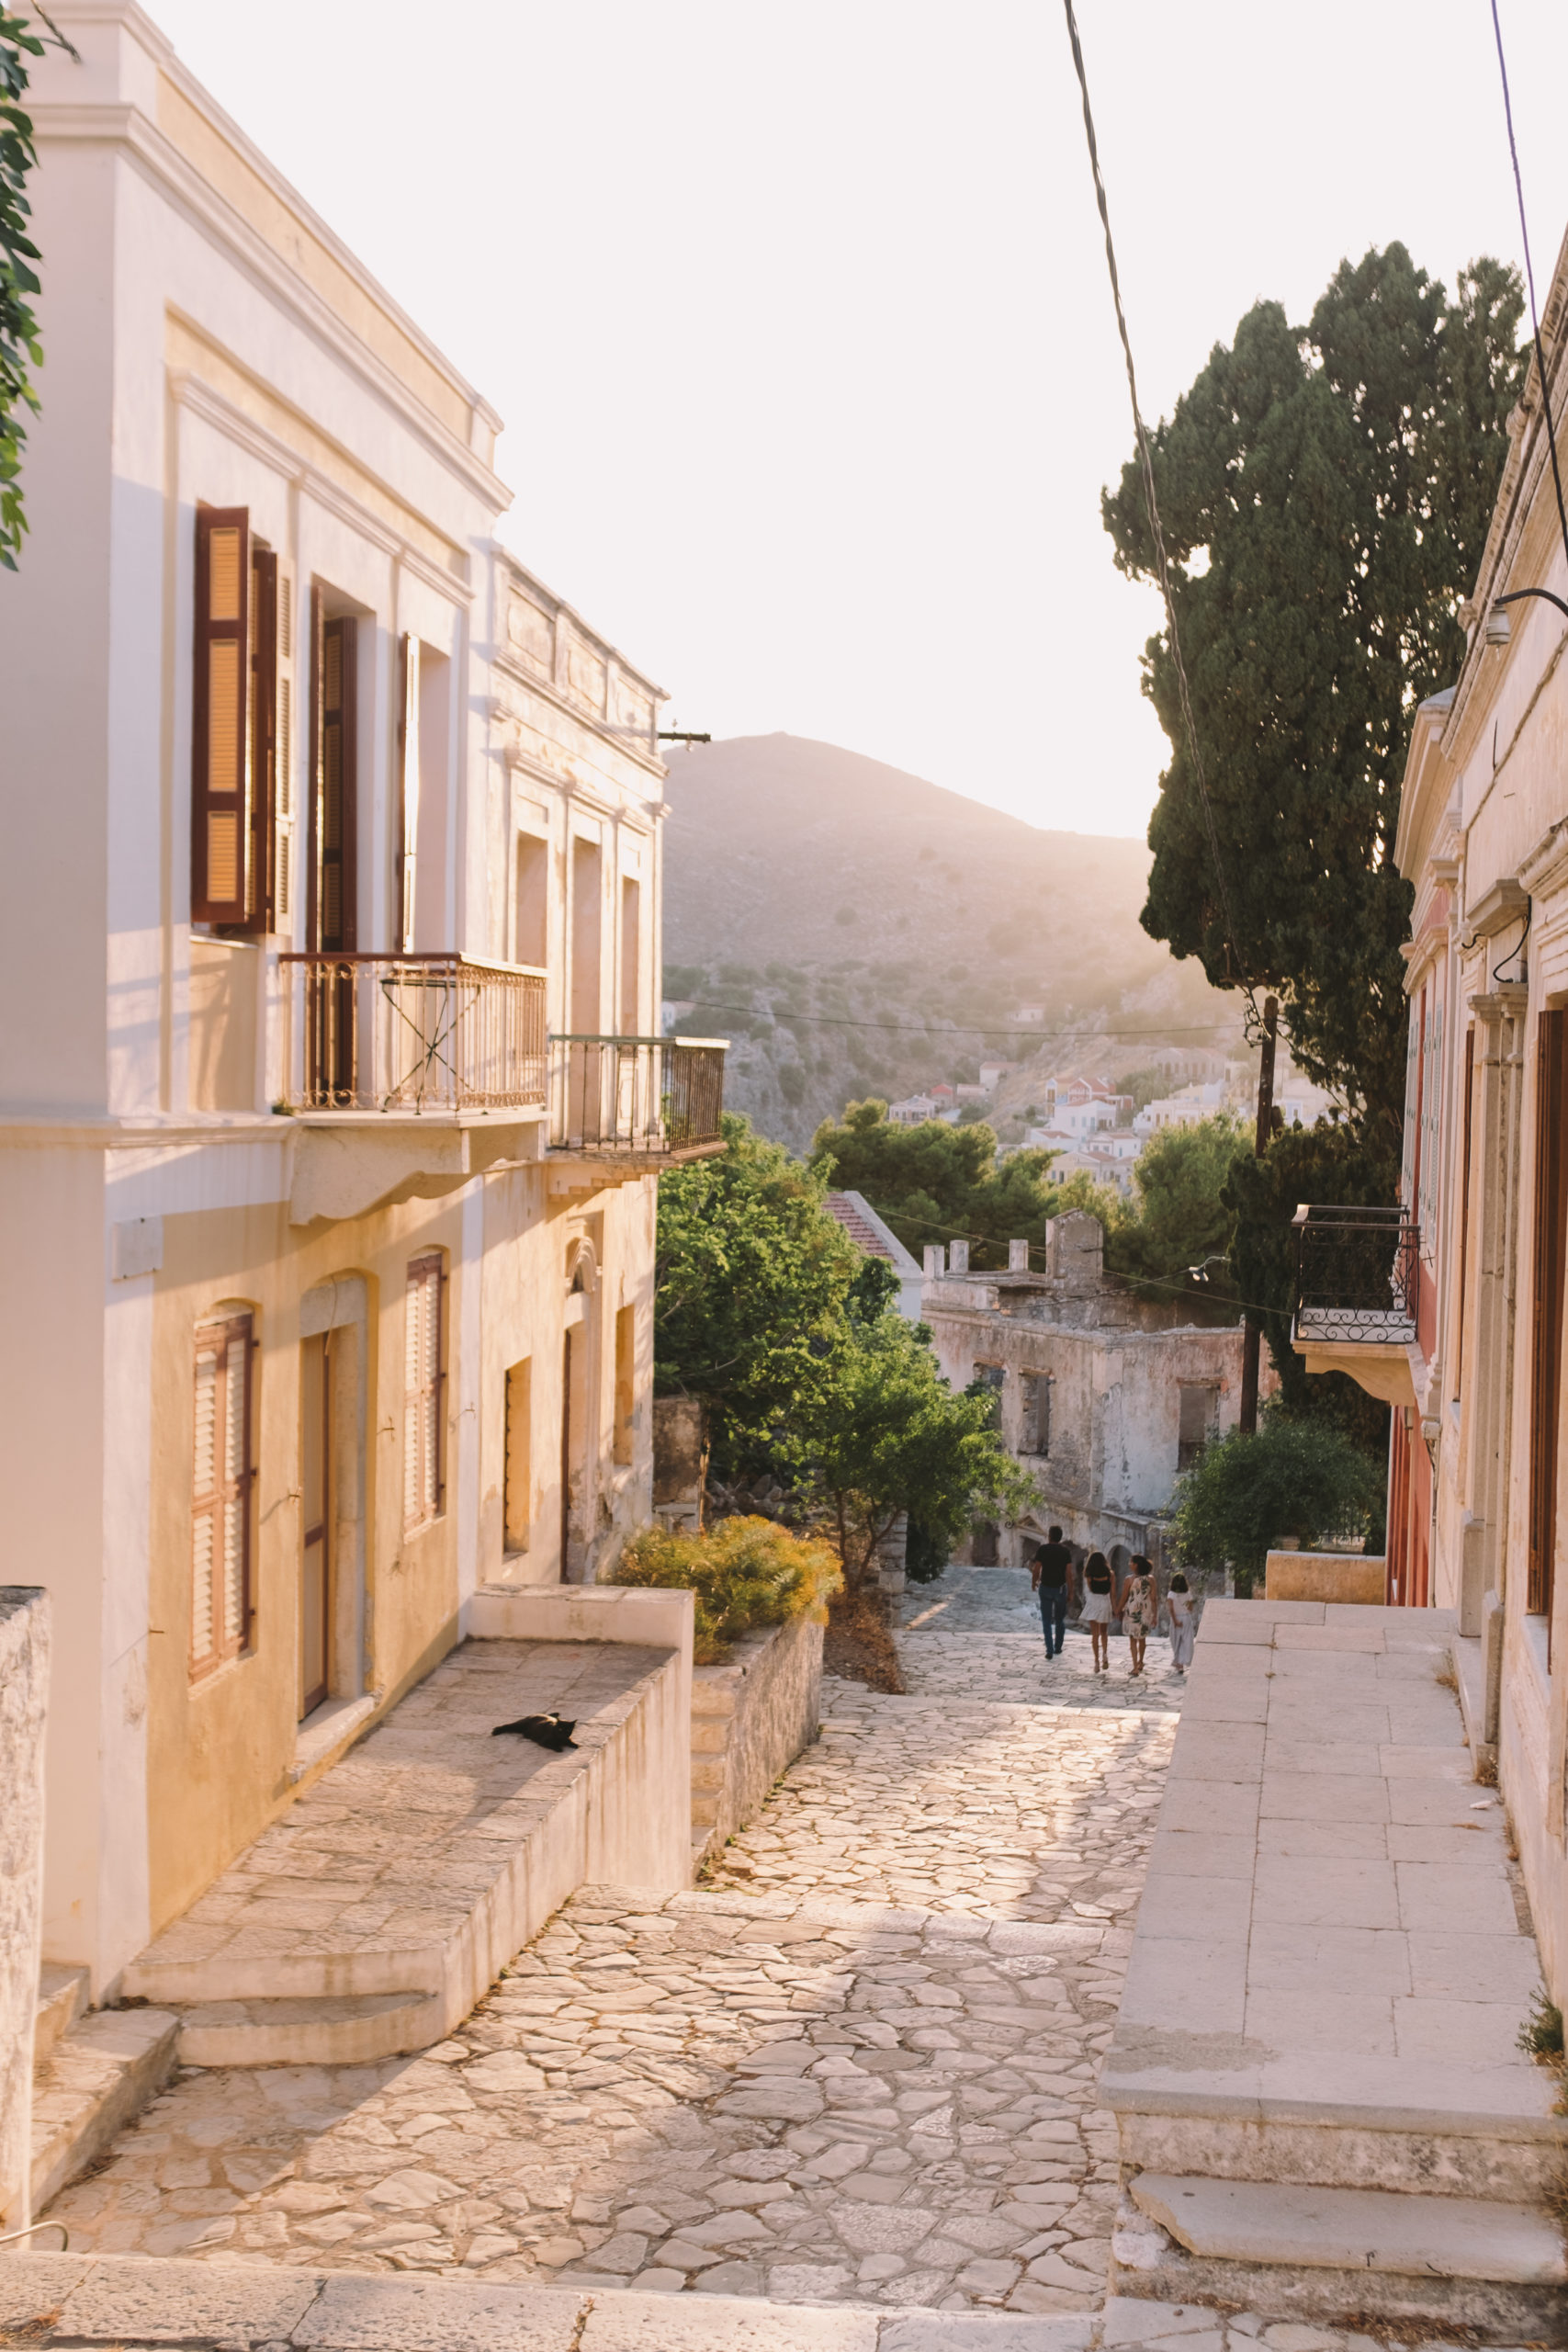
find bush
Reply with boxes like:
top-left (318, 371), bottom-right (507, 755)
top-left (1170, 1413), bottom-right (1384, 1594)
top-left (611, 1516), bottom-right (842, 1663)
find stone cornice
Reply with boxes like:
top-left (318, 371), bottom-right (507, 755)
top-left (33, 96), bottom-right (511, 517)
top-left (170, 370), bottom-right (473, 607)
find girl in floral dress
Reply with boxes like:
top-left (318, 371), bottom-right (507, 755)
top-left (1122, 1554), bottom-right (1158, 1677)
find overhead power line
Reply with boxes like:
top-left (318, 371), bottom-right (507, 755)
top-left (1060, 1), bottom-right (1260, 1037)
top-left (677, 1000), bottom-right (1250, 1046)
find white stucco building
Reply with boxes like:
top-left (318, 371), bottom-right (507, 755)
top-left (1, 3), bottom-right (724, 2002)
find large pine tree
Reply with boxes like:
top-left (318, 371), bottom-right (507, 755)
top-left (1104, 245), bottom-right (1524, 1157)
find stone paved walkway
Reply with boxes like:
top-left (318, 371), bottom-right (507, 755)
top-left (898, 1565), bottom-right (1187, 1714)
top-left (34, 1579), bottom-right (1505, 2348)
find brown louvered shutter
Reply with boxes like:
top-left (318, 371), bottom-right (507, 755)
top-left (1527, 1010), bottom-right (1568, 1623)
top-left (249, 548), bottom-right (277, 933)
top-left (192, 506), bottom-right (250, 925)
top-left (310, 599), bottom-right (357, 952)
top-left (403, 1254), bottom-right (445, 1530)
top-left (273, 568), bottom-right (296, 928)
top-left (191, 1312), bottom-right (254, 1677)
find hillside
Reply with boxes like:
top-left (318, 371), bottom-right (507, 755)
top-left (660, 733), bottom-right (1248, 1152)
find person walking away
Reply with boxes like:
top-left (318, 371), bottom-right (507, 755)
top-left (1122, 1554), bottom-right (1158, 1677)
top-left (1080, 1550), bottom-right (1114, 1671)
top-left (1166, 1572), bottom-right (1196, 1672)
top-left (1031, 1525), bottom-right (1075, 1660)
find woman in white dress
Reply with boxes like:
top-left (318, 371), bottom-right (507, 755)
top-left (1166, 1572), bottom-right (1196, 1672)
top-left (1080, 1550), bottom-right (1115, 1671)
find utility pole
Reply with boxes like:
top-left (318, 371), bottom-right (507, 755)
top-left (1238, 994), bottom-right (1279, 1434)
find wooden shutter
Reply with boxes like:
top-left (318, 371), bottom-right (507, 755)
top-left (1454, 1024), bottom-right (1475, 1402)
top-left (271, 564), bottom-right (296, 929)
top-left (191, 506), bottom-right (250, 926)
top-left (248, 548), bottom-right (276, 934)
top-left (191, 1313), bottom-right (254, 1677)
top-left (310, 598), bottom-right (357, 952)
top-left (398, 633), bottom-right (421, 954)
top-left (404, 1254), bottom-right (445, 1530)
top-left (1528, 1011), bottom-right (1568, 1620)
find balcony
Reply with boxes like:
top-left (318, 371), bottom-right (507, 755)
top-left (278, 954), bottom-right (547, 1222)
top-left (1292, 1204), bottom-right (1419, 1406)
top-left (547, 1035), bottom-right (728, 1178)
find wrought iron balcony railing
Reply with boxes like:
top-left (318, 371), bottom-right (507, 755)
top-left (278, 954), bottom-right (547, 1114)
top-left (1292, 1204), bottom-right (1418, 1347)
top-left (548, 1035), bottom-right (727, 1156)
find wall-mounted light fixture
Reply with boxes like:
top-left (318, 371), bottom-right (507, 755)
top-left (1487, 584), bottom-right (1568, 646)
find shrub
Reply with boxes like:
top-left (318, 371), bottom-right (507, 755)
top-left (611, 1516), bottom-right (842, 1663)
top-left (1170, 1412), bottom-right (1384, 1594)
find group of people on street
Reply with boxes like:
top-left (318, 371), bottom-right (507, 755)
top-left (1028, 1526), bottom-right (1195, 1675)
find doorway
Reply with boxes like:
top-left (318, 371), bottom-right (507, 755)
top-left (300, 1330), bottom-right (332, 1718)
top-left (560, 1318), bottom-right (590, 1581)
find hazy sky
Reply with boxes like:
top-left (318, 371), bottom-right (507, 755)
top-left (135, 2), bottom-right (1568, 839)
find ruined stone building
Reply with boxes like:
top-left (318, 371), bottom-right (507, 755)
top-left (919, 1212), bottom-right (1262, 1570)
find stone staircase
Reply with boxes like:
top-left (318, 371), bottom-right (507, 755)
top-left (118, 1634), bottom-right (685, 2069)
top-left (30, 1968), bottom-right (178, 2215)
top-left (1103, 1597), bottom-right (1568, 2341)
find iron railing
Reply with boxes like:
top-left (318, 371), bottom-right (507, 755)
top-left (1292, 1204), bottom-right (1418, 1346)
top-left (278, 954), bottom-right (547, 1113)
top-left (548, 1035), bottom-right (727, 1155)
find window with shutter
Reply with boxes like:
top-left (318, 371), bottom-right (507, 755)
top-left (192, 506), bottom-right (251, 926)
top-left (1528, 1012), bottom-right (1568, 1628)
top-left (272, 565), bottom-right (296, 929)
top-left (190, 1313), bottom-right (254, 1679)
top-left (398, 633), bottom-right (420, 954)
top-left (404, 1254), bottom-right (445, 1531)
top-left (310, 598), bottom-right (357, 953)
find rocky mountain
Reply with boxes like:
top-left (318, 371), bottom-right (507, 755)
top-left (660, 733), bottom-right (1247, 1153)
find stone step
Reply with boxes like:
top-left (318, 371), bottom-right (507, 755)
top-left (0, 2252), bottom-right (1103, 2351)
top-left (32, 1964), bottom-right (88, 2065)
top-left (118, 1637), bottom-right (686, 2057)
top-left (172, 1989), bottom-right (443, 2068)
top-left (1131, 2170), bottom-right (1566, 2284)
top-left (29, 2008), bottom-right (179, 2212)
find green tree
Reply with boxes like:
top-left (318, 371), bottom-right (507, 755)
top-left (655, 1114), bottom-right (862, 1475)
top-left (1109, 1113), bottom-right (1245, 1312)
top-left (803, 1307), bottom-right (1038, 1586)
top-left (1170, 1413), bottom-right (1386, 1595)
top-left (1104, 245), bottom-right (1524, 1153)
top-left (1, 8), bottom-right (74, 568)
top-left (1224, 1117), bottom-right (1394, 1458)
top-left (810, 1098), bottom-right (1120, 1269)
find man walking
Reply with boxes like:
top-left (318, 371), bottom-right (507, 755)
top-left (1031, 1525), bottom-right (1075, 1660)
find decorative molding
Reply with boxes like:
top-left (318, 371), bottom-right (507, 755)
top-left (1463, 877), bottom-right (1530, 940)
top-left (491, 649), bottom-right (665, 782)
top-left (169, 370), bottom-right (472, 607)
top-left (1519, 820), bottom-right (1568, 903)
top-left (33, 97), bottom-right (511, 516)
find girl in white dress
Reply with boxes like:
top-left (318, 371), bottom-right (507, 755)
top-left (1080, 1550), bottom-right (1115, 1671)
top-left (1166, 1572), bottom-right (1196, 1672)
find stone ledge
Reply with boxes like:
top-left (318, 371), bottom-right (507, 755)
top-left (1130, 2170), bottom-right (1564, 2283)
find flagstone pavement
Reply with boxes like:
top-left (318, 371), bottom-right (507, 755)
top-left (59, 1568), bottom-right (1456, 2352)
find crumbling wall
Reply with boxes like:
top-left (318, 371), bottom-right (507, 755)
top-left (0, 1588), bottom-right (50, 2228)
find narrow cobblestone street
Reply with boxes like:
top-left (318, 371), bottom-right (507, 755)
top-left (48, 1568), bottom-right (1182, 2318)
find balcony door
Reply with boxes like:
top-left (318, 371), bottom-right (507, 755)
top-left (306, 602), bottom-right (357, 1102)
top-left (300, 1331), bottom-right (332, 1719)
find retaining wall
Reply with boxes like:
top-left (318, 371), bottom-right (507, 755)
top-left (0, 1587), bottom-right (49, 2228)
top-left (692, 1614), bottom-right (823, 1861)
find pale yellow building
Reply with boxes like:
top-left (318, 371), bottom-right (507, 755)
top-left (1, 3), bottom-right (723, 2001)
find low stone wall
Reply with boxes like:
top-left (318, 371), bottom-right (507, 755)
top-left (692, 1614), bottom-right (823, 1861)
top-left (1263, 1549), bottom-right (1386, 1603)
top-left (1, 1587), bottom-right (49, 2229)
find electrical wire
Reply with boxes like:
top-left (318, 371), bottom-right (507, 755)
top-left (679, 1001), bottom-right (1249, 1044)
top-left (1061, 1), bottom-right (1263, 1043)
top-left (1490, 0), bottom-right (1568, 583)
